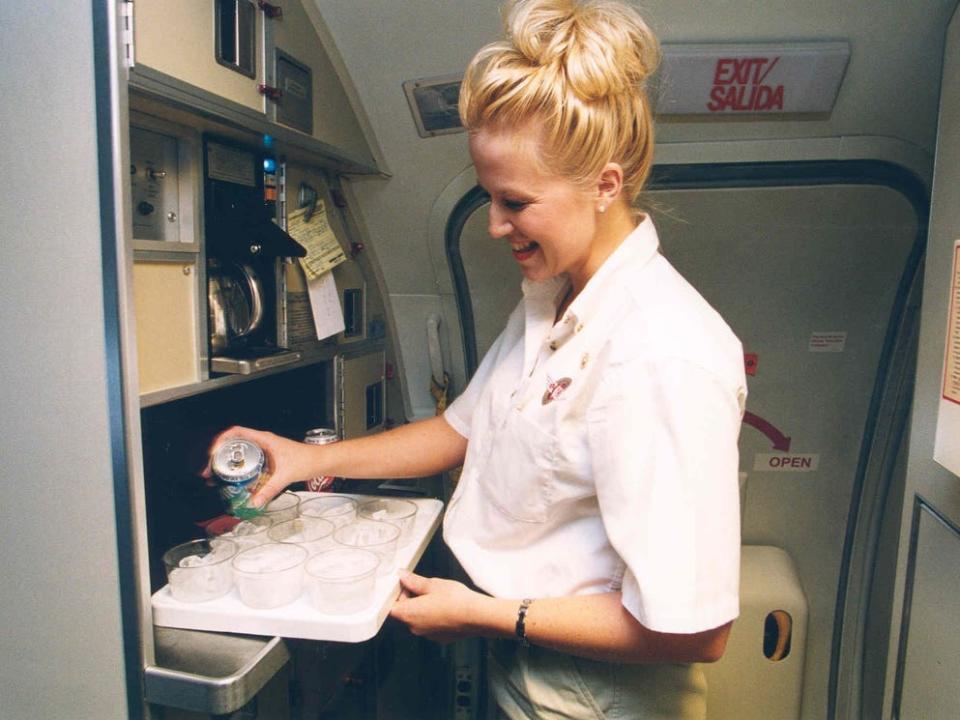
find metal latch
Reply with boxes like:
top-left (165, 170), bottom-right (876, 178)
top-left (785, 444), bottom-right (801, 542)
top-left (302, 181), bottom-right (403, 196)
top-left (258, 1), bottom-right (283, 19)
top-left (258, 84), bottom-right (283, 101)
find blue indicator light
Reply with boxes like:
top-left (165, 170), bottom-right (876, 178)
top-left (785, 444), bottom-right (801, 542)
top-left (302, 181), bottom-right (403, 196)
top-left (263, 134), bottom-right (275, 148)
top-left (263, 157), bottom-right (277, 173)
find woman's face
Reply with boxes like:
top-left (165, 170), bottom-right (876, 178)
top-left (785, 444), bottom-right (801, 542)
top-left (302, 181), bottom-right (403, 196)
top-left (468, 125), bottom-right (601, 290)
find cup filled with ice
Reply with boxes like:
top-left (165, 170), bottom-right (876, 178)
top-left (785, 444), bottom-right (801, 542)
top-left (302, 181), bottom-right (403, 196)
top-left (357, 498), bottom-right (418, 546)
top-left (163, 538), bottom-right (238, 603)
top-left (207, 515), bottom-right (273, 550)
top-left (232, 542), bottom-right (308, 609)
top-left (268, 516), bottom-right (335, 556)
top-left (261, 491), bottom-right (301, 524)
top-left (304, 548), bottom-right (379, 614)
top-left (332, 520), bottom-right (400, 576)
top-left (300, 495), bottom-right (357, 528)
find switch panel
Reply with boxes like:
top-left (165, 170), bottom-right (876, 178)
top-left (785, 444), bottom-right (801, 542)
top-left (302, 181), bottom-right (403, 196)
top-left (130, 126), bottom-right (181, 242)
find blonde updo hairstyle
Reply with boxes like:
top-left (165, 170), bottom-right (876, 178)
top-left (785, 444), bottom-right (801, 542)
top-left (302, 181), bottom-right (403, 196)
top-left (459, 0), bottom-right (660, 208)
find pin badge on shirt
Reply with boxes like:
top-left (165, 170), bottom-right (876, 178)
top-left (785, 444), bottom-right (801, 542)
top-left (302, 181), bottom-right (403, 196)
top-left (542, 376), bottom-right (572, 405)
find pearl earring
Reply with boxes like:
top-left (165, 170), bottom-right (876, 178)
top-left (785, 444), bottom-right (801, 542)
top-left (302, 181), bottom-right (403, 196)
top-left (598, 204), bottom-right (606, 213)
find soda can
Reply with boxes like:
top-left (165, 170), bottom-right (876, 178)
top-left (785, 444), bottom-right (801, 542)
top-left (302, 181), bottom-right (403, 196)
top-left (211, 437), bottom-right (267, 519)
top-left (303, 428), bottom-right (338, 492)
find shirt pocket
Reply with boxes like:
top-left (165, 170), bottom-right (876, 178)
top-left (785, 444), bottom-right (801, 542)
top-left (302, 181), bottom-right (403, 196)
top-left (479, 406), bottom-right (557, 524)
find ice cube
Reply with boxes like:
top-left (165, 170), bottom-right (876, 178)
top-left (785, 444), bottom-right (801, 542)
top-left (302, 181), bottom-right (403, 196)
top-left (179, 554), bottom-right (208, 568)
top-left (235, 543), bottom-right (303, 573)
top-left (207, 542), bottom-right (235, 564)
top-left (233, 520), bottom-right (264, 537)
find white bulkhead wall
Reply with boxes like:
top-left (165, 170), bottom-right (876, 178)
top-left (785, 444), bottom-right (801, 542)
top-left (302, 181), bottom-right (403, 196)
top-left (887, 4), bottom-right (960, 717)
top-left (1, 2), bottom-right (131, 719)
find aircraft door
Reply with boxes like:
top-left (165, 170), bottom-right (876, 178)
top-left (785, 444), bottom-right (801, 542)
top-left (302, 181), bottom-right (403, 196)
top-left (448, 166), bottom-right (925, 720)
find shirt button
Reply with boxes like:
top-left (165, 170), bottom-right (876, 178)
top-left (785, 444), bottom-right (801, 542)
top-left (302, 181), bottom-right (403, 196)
top-left (580, 353), bottom-right (589, 368)
top-left (575, 323), bottom-right (584, 333)
top-left (549, 341), bottom-right (558, 351)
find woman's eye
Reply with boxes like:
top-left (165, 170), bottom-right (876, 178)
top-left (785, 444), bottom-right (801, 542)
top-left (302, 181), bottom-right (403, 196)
top-left (503, 199), bottom-right (528, 211)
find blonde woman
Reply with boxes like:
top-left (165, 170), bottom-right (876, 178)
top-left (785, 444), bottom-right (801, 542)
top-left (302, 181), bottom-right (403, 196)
top-left (208, 1), bottom-right (745, 716)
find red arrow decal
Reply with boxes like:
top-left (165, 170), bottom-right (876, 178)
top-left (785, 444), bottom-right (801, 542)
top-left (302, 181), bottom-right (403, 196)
top-left (743, 411), bottom-right (791, 451)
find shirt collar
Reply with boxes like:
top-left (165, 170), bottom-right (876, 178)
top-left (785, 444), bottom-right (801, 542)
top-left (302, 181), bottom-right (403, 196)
top-left (516, 216), bottom-right (660, 355)
top-left (562, 215), bottom-right (660, 328)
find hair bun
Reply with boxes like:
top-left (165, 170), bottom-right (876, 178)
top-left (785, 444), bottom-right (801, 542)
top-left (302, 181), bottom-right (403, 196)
top-left (504, 0), bottom-right (660, 102)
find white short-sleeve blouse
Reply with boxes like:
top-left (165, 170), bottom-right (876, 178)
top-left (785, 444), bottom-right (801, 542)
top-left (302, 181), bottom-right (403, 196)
top-left (443, 216), bottom-right (746, 634)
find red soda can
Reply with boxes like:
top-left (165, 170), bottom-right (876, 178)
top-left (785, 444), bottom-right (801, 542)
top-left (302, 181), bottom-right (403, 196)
top-left (303, 428), bottom-right (339, 491)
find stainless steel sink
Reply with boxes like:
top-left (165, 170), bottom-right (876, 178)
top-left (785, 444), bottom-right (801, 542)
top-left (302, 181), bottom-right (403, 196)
top-left (144, 627), bottom-right (290, 715)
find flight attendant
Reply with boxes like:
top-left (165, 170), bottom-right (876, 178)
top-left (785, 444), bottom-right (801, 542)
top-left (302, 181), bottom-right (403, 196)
top-left (208, 1), bottom-right (746, 716)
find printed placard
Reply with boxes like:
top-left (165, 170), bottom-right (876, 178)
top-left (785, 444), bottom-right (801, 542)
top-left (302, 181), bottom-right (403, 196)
top-left (657, 41), bottom-right (850, 115)
top-left (934, 240), bottom-right (960, 477)
top-left (753, 453), bottom-right (820, 472)
top-left (942, 241), bottom-right (960, 405)
top-left (809, 331), bottom-right (847, 353)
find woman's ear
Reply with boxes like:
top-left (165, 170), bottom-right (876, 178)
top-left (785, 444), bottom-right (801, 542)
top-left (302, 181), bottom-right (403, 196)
top-left (596, 162), bottom-right (624, 208)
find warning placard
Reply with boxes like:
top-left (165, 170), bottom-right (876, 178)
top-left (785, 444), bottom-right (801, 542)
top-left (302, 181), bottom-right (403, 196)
top-left (753, 453), bottom-right (820, 472)
top-left (809, 331), bottom-right (847, 352)
top-left (942, 241), bottom-right (960, 405)
top-left (934, 240), bottom-right (960, 477)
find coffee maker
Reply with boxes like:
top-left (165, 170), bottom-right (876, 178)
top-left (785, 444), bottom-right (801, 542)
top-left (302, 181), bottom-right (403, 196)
top-left (203, 135), bottom-right (306, 374)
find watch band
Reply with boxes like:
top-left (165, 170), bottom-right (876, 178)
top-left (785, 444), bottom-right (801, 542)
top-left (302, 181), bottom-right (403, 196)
top-left (515, 598), bottom-right (533, 646)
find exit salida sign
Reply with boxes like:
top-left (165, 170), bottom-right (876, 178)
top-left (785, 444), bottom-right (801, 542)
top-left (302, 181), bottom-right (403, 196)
top-left (656, 42), bottom-right (850, 115)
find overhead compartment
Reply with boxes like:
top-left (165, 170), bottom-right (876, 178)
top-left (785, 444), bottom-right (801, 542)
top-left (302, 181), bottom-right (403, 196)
top-left (132, 0), bottom-right (379, 171)
top-left (133, 0), bottom-right (266, 113)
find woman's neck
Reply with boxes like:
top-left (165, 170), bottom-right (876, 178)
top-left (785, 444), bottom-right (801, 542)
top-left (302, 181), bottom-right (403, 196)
top-left (567, 205), bottom-right (642, 299)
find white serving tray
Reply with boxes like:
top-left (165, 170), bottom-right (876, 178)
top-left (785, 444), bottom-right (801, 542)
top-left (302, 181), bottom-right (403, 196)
top-left (151, 494), bottom-right (444, 643)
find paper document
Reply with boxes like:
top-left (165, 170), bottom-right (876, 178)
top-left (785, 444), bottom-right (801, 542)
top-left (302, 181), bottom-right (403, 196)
top-left (308, 271), bottom-right (345, 341)
top-left (287, 202), bottom-right (347, 279)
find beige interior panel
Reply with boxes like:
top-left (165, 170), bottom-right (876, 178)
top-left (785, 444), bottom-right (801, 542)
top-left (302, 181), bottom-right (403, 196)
top-left (134, 0), bottom-right (264, 112)
top-left (133, 259), bottom-right (200, 394)
top-left (704, 545), bottom-right (808, 720)
top-left (337, 351), bottom-right (385, 439)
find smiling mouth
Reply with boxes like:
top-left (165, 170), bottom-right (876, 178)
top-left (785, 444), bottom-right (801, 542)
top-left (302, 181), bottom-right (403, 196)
top-left (511, 241), bottom-right (538, 260)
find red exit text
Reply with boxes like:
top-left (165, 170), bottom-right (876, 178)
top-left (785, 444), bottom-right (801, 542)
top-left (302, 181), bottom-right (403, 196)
top-left (708, 56), bottom-right (784, 112)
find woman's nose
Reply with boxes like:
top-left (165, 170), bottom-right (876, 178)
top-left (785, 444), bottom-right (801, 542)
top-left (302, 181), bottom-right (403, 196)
top-left (488, 204), bottom-right (511, 238)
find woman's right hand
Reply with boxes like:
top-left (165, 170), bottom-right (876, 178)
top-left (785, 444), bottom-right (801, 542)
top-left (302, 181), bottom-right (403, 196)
top-left (201, 426), bottom-right (318, 509)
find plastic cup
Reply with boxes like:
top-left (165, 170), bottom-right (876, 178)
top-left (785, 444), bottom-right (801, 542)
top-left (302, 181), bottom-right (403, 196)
top-left (261, 491), bottom-right (301, 524)
top-left (333, 520), bottom-right (400, 576)
top-left (358, 498), bottom-right (418, 546)
top-left (304, 548), bottom-right (380, 614)
top-left (300, 495), bottom-right (357, 528)
top-left (268, 516), bottom-right (335, 556)
top-left (163, 538), bottom-right (237, 602)
top-left (232, 542), bottom-right (307, 609)
top-left (207, 515), bottom-right (272, 550)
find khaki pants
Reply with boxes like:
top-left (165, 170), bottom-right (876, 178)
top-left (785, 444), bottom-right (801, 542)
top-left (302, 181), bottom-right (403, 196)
top-left (489, 640), bottom-right (707, 720)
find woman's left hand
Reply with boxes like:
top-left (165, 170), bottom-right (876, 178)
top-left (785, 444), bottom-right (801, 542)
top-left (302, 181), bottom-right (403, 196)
top-left (389, 571), bottom-right (483, 644)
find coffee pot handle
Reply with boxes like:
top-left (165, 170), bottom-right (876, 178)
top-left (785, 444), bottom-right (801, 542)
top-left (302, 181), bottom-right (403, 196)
top-left (235, 263), bottom-right (264, 338)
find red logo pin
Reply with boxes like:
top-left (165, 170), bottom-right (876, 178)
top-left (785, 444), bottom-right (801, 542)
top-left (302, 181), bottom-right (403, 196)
top-left (542, 377), bottom-right (572, 405)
